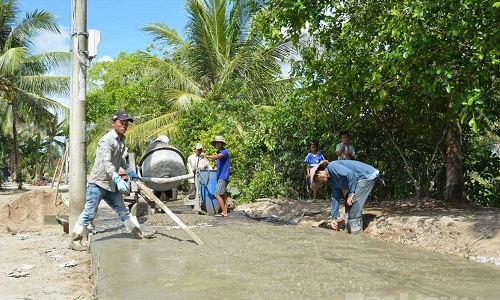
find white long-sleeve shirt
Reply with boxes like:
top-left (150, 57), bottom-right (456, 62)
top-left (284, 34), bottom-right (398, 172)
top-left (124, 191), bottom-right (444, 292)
top-left (88, 129), bottom-right (130, 191)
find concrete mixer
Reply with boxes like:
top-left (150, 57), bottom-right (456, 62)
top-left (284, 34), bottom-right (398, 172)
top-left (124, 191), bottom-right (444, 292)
top-left (125, 140), bottom-right (194, 216)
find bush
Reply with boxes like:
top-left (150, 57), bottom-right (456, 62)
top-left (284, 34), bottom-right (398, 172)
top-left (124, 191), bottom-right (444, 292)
top-left (14, 172), bottom-right (26, 190)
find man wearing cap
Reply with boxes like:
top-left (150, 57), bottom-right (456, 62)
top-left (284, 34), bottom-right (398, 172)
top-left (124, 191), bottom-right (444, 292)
top-left (187, 143), bottom-right (211, 204)
top-left (205, 136), bottom-right (230, 217)
top-left (311, 160), bottom-right (379, 234)
top-left (69, 110), bottom-right (156, 251)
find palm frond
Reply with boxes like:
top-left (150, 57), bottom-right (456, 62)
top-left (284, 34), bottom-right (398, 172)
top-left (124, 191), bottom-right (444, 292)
top-left (0, 46), bottom-right (28, 74)
top-left (87, 111), bottom-right (181, 159)
top-left (14, 90), bottom-right (68, 118)
top-left (0, 99), bottom-right (13, 135)
top-left (140, 50), bottom-right (204, 96)
top-left (5, 9), bottom-right (60, 51)
top-left (125, 111), bottom-right (180, 148)
top-left (141, 22), bottom-right (186, 48)
top-left (186, 0), bottom-right (222, 83)
top-left (0, 0), bottom-right (19, 45)
top-left (163, 88), bottom-right (205, 111)
top-left (23, 51), bottom-right (71, 74)
top-left (18, 75), bottom-right (70, 96)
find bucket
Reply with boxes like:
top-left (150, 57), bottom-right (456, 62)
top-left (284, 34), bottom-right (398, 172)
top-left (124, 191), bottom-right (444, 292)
top-left (198, 170), bottom-right (220, 214)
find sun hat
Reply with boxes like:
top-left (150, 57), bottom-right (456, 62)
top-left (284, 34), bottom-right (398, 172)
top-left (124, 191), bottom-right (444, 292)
top-left (211, 136), bottom-right (226, 147)
top-left (194, 143), bottom-right (203, 150)
top-left (310, 160), bottom-right (329, 191)
top-left (111, 110), bottom-right (134, 122)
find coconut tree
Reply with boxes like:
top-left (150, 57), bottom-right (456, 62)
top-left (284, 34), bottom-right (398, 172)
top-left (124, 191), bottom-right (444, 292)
top-left (0, 0), bottom-right (70, 176)
top-left (121, 0), bottom-right (294, 147)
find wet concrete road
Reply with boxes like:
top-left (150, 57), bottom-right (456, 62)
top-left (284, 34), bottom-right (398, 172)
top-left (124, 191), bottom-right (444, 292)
top-left (89, 205), bottom-right (500, 300)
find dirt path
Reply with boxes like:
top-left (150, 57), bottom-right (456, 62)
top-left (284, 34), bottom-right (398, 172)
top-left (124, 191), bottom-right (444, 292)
top-left (0, 185), bottom-right (498, 299)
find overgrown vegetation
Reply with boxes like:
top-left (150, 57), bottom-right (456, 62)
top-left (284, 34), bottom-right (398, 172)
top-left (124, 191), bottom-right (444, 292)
top-left (2, 0), bottom-right (499, 207)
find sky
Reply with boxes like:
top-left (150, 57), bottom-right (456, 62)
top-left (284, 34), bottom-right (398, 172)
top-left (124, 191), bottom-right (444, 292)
top-left (19, 0), bottom-right (188, 62)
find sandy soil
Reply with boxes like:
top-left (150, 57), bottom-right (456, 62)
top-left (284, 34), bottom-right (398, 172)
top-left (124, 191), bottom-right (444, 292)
top-left (0, 185), bottom-right (93, 300)
top-left (0, 185), bottom-right (499, 299)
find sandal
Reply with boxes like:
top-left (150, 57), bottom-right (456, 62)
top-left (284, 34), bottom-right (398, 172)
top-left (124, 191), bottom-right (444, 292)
top-left (215, 214), bottom-right (227, 217)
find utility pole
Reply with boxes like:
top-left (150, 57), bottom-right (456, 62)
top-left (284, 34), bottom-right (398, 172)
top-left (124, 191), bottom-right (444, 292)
top-left (69, 0), bottom-right (88, 233)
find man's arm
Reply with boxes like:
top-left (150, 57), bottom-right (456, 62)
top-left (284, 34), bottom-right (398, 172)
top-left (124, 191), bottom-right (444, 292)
top-left (206, 153), bottom-right (224, 160)
top-left (98, 139), bottom-right (115, 179)
top-left (330, 188), bottom-right (342, 219)
top-left (346, 169), bottom-right (357, 204)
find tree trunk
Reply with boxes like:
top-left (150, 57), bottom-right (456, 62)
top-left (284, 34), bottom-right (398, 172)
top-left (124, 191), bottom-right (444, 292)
top-left (445, 116), bottom-right (466, 204)
top-left (11, 114), bottom-right (20, 179)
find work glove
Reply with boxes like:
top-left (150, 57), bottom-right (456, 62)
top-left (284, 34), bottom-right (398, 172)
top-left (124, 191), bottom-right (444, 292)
top-left (125, 167), bottom-right (139, 181)
top-left (112, 172), bottom-right (129, 193)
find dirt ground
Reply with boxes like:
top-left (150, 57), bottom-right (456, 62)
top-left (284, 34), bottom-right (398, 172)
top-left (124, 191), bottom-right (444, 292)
top-left (0, 185), bottom-right (499, 299)
top-left (0, 185), bottom-right (93, 300)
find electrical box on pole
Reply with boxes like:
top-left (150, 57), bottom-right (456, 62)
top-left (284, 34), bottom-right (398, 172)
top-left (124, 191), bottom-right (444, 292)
top-left (88, 29), bottom-right (100, 59)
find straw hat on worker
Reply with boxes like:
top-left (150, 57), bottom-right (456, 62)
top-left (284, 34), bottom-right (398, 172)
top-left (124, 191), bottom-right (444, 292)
top-left (211, 135), bottom-right (226, 147)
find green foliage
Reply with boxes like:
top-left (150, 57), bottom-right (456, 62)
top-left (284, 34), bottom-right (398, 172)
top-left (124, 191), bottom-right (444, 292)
top-left (0, 0), bottom-right (69, 176)
top-left (175, 89), bottom-right (309, 202)
top-left (464, 152), bottom-right (500, 207)
top-left (237, 157), bottom-right (289, 202)
top-left (82, 0), bottom-right (500, 206)
top-left (14, 170), bottom-right (25, 190)
top-left (18, 131), bottom-right (48, 180)
top-left (253, 0), bottom-right (500, 205)
top-left (174, 96), bottom-right (248, 186)
top-left (86, 52), bottom-right (173, 162)
top-left (243, 95), bottom-right (315, 200)
top-left (462, 88), bottom-right (500, 206)
top-left (86, 52), bottom-right (168, 126)
top-left (86, 0), bottom-right (294, 160)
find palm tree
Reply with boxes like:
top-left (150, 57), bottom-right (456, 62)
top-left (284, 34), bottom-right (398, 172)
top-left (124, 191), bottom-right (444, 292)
top-left (0, 0), bottom-right (70, 176)
top-left (122, 0), bottom-right (294, 147)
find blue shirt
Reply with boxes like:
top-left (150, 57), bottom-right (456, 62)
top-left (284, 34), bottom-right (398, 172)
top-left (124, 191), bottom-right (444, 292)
top-left (326, 160), bottom-right (379, 197)
top-left (216, 148), bottom-right (230, 180)
top-left (304, 152), bottom-right (325, 169)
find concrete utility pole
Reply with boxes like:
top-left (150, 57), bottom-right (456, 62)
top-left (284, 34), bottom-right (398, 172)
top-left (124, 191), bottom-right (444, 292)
top-left (69, 0), bottom-right (88, 233)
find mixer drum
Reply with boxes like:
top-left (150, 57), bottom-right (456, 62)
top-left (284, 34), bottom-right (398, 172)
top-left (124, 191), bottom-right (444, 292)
top-left (138, 142), bottom-right (186, 191)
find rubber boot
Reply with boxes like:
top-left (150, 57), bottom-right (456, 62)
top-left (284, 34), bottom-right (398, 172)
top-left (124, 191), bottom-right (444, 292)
top-left (133, 216), bottom-right (157, 239)
top-left (344, 212), bottom-right (349, 232)
top-left (124, 217), bottom-right (156, 239)
top-left (68, 224), bottom-right (87, 251)
top-left (348, 218), bottom-right (363, 235)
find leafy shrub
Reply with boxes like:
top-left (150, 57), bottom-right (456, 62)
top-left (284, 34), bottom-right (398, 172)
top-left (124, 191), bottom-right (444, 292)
top-left (237, 157), bottom-right (292, 202)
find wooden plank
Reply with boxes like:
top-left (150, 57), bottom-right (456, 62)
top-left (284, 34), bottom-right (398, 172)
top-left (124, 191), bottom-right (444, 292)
top-left (53, 149), bottom-right (68, 205)
top-left (50, 158), bottom-right (61, 189)
top-left (136, 181), bottom-right (204, 246)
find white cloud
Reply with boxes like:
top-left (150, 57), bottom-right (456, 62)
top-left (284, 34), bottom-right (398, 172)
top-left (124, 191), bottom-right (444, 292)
top-left (29, 27), bottom-right (71, 108)
top-left (97, 55), bottom-right (113, 62)
top-left (33, 26), bottom-right (71, 53)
